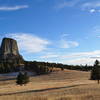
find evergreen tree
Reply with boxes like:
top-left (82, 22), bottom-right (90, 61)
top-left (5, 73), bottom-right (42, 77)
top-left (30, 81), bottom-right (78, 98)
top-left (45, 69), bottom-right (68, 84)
top-left (16, 72), bottom-right (29, 85)
top-left (91, 60), bottom-right (100, 84)
top-left (23, 72), bottom-right (30, 84)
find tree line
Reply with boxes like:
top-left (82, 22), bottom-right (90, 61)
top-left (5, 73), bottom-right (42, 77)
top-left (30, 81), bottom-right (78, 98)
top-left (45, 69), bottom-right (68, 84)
top-left (24, 61), bottom-right (93, 73)
top-left (0, 60), bottom-right (93, 74)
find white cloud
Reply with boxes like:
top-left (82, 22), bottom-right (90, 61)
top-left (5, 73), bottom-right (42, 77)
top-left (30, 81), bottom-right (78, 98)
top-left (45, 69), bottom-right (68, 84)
top-left (6, 33), bottom-right (50, 54)
top-left (89, 9), bottom-right (96, 13)
top-left (40, 50), bottom-right (100, 65)
top-left (63, 58), bottom-right (96, 65)
top-left (60, 39), bottom-right (79, 48)
top-left (0, 5), bottom-right (29, 11)
top-left (62, 50), bottom-right (100, 65)
top-left (82, 1), bottom-right (100, 13)
top-left (62, 50), bottom-right (100, 59)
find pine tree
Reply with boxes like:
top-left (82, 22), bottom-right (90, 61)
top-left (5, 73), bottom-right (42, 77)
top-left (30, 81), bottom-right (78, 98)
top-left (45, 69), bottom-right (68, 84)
top-left (23, 72), bottom-right (30, 84)
top-left (91, 60), bottom-right (100, 84)
top-left (16, 72), bottom-right (29, 85)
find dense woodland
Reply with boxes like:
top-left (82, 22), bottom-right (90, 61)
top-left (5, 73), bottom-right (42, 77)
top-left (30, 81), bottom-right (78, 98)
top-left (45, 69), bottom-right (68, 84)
top-left (25, 61), bottom-right (93, 73)
top-left (0, 60), bottom-right (93, 74)
top-left (0, 62), bottom-right (20, 73)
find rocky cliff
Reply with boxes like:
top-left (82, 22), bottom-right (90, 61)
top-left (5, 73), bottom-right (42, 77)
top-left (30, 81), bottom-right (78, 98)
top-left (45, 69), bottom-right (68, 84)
top-left (0, 38), bottom-right (24, 63)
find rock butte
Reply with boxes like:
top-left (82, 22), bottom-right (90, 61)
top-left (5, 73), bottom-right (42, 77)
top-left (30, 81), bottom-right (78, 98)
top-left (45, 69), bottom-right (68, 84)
top-left (0, 38), bottom-right (24, 63)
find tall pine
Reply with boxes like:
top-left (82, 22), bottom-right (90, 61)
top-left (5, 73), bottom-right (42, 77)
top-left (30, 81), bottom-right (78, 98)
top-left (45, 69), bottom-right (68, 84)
top-left (91, 60), bottom-right (100, 84)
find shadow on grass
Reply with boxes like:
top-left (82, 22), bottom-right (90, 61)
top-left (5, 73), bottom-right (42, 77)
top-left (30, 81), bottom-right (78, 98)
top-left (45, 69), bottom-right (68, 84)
top-left (0, 83), bottom-right (87, 96)
top-left (0, 78), bottom-right (15, 81)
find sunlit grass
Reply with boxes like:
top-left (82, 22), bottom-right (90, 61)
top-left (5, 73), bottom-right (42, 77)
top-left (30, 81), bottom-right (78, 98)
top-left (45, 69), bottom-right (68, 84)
top-left (0, 69), bottom-right (99, 100)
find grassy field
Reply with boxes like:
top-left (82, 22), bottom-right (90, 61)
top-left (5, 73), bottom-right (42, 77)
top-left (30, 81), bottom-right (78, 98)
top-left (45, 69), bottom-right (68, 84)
top-left (0, 69), bottom-right (100, 100)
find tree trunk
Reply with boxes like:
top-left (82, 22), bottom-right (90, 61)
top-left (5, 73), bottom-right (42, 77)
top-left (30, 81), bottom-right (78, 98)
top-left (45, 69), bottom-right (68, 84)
top-left (98, 80), bottom-right (99, 84)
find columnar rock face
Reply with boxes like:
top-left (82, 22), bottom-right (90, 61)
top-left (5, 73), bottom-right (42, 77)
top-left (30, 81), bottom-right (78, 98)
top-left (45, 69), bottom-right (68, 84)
top-left (0, 38), bottom-right (19, 55)
top-left (0, 38), bottom-right (24, 63)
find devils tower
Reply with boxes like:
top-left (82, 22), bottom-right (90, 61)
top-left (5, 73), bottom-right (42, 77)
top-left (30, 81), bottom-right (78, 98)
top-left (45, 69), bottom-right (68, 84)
top-left (0, 38), bottom-right (24, 63)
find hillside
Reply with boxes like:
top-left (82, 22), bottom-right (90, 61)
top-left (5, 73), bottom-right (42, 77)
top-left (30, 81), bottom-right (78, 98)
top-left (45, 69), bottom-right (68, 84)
top-left (0, 69), bottom-right (99, 100)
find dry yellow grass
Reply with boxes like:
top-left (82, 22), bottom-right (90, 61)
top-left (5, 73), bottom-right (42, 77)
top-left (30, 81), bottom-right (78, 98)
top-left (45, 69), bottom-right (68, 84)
top-left (0, 69), bottom-right (100, 100)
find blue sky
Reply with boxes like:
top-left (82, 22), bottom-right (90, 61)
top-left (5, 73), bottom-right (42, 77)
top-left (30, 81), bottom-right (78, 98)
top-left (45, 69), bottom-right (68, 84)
top-left (0, 0), bottom-right (100, 65)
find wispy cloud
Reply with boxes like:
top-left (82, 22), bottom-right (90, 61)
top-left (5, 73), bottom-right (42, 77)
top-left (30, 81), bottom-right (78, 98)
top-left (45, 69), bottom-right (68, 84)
top-left (82, 1), bottom-right (100, 13)
top-left (40, 50), bottom-right (100, 65)
top-left (40, 53), bottom-right (59, 59)
top-left (90, 25), bottom-right (100, 38)
top-left (6, 33), bottom-right (50, 54)
top-left (61, 33), bottom-right (70, 38)
top-left (60, 39), bottom-right (79, 48)
top-left (55, 0), bottom-right (79, 9)
top-left (93, 26), bottom-right (100, 34)
top-left (59, 33), bottom-right (79, 49)
top-left (0, 5), bottom-right (29, 11)
top-left (55, 2), bottom-right (72, 9)
top-left (82, 2), bottom-right (100, 9)
top-left (41, 50), bottom-right (100, 60)
top-left (55, 0), bottom-right (100, 13)
top-left (63, 58), bottom-right (95, 65)
top-left (62, 50), bottom-right (100, 59)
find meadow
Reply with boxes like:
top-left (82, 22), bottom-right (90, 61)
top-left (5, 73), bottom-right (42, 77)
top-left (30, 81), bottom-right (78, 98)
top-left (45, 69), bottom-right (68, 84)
top-left (0, 69), bottom-right (100, 100)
